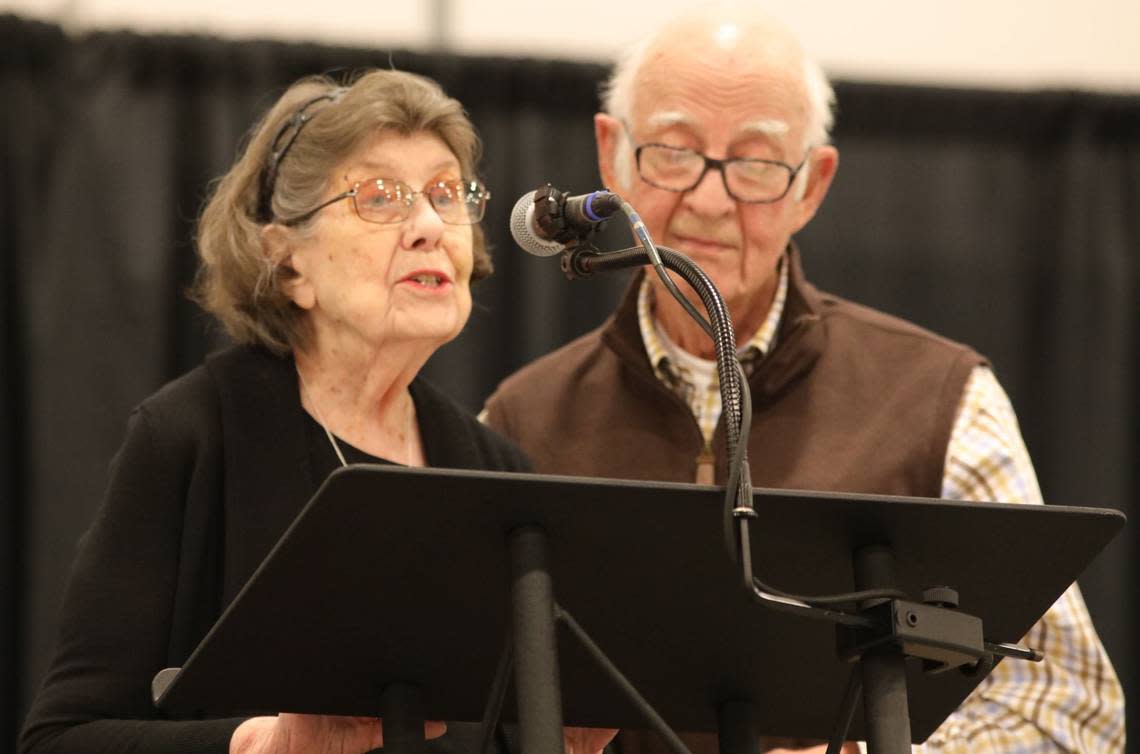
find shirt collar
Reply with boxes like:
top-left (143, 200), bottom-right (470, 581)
top-left (637, 254), bottom-right (790, 376)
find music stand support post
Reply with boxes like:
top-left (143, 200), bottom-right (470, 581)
top-left (501, 525), bottom-right (703, 754)
top-left (509, 526), bottom-right (566, 754)
top-left (853, 546), bottom-right (911, 754)
top-left (718, 701), bottom-right (760, 754)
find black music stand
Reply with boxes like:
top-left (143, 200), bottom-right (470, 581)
top-left (152, 466), bottom-right (1123, 754)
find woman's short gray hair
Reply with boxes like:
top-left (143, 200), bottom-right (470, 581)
top-left (193, 69), bottom-right (491, 355)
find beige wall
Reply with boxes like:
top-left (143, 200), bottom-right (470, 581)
top-left (8, 0), bottom-right (1140, 91)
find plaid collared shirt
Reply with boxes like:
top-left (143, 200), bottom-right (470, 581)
top-left (637, 263), bottom-right (1124, 753)
top-left (910, 369), bottom-right (1124, 753)
top-left (637, 257), bottom-right (789, 455)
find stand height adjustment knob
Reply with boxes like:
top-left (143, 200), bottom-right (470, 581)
top-left (922, 586), bottom-right (959, 609)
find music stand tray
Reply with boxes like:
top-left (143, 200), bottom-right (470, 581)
top-left (153, 465), bottom-right (1123, 743)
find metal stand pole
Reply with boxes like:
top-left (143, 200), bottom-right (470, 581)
top-left (717, 699), bottom-right (759, 754)
top-left (509, 526), bottom-right (565, 754)
top-left (853, 546), bottom-right (911, 754)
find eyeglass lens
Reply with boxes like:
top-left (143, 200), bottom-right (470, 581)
top-left (354, 178), bottom-right (488, 225)
top-left (638, 145), bottom-right (794, 202)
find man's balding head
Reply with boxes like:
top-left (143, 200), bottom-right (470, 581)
top-left (593, 3), bottom-right (840, 355)
top-left (602, 5), bottom-right (834, 155)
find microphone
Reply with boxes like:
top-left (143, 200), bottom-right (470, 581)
top-left (510, 192), bottom-right (564, 257)
top-left (510, 185), bottom-right (622, 257)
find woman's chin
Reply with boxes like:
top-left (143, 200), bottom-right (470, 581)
top-left (390, 313), bottom-right (469, 349)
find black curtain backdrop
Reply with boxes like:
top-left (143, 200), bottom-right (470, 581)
top-left (3, 13), bottom-right (1138, 750)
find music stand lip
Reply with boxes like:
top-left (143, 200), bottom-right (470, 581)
top-left (152, 465), bottom-right (1124, 742)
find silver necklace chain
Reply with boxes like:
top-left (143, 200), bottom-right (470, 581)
top-left (297, 367), bottom-right (348, 468)
top-left (297, 366), bottom-right (416, 468)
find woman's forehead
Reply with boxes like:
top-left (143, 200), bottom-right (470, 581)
top-left (343, 130), bottom-right (461, 177)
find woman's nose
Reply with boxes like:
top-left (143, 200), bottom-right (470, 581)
top-left (401, 194), bottom-right (446, 249)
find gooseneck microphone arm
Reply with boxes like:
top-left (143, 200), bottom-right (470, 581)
top-left (511, 184), bottom-right (760, 573)
top-left (580, 199), bottom-right (761, 571)
top-left (523, 190), bottom-right (933, 620)
top-left (564, 236), bottom-right (760, 586)
top-left (570, 241), bottom-right (883, 629)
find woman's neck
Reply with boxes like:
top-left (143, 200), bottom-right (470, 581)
top-left (293, 338), bottom-right (427, 466)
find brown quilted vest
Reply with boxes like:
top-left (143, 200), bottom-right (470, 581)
top-left (484, 247), bottom-right (984, 498)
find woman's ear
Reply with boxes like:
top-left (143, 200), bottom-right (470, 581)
top-left (260, 224), bottom-right (315, 310)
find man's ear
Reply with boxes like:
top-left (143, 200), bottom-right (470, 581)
top-left (260, 224), bottom-right (315, 310)
top-left (594, 112), bottom-right (629, 192)
top-left (791, 145), bottom-right (839, 233)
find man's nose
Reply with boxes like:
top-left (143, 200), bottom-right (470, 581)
top-left (683, 166), bottom-right (736, 216)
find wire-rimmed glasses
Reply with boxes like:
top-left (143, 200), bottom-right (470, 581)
top-left (278, 177), bottom-right (491, 227)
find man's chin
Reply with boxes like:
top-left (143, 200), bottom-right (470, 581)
top-left (668, 233), bottom-right (738, 258)
top-left (664, 245), bottom-right (735, 284)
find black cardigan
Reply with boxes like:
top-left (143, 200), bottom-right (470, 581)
top-left (20, 345), bottom-right (530, 754)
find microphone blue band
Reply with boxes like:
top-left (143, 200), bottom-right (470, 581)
top-left (584, 192), bottom-right (607, 223)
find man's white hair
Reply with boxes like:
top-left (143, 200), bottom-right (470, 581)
top-left (599, 4), bottom-right (835, 192)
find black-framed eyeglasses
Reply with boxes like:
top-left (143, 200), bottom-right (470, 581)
top-left (634, 143), bottom-right (809, 204)
top-left (278, 176), bottom-right (491, 227)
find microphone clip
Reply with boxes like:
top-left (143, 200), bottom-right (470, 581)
top-left (559, 243), bottom-right (604, 281)
top-left (533, 184), bottom-right (608, 247)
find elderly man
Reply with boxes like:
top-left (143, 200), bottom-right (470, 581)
top-left (483, 6), bottom-right (1123, 754)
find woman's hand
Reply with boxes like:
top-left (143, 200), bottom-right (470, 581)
top-left (563, 726), bottom-right (619, 754)
top-left (230, 713), bottom-right (446, 754)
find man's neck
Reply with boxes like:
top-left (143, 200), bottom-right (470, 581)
top-left (651, 276), bottom-right (778, 360)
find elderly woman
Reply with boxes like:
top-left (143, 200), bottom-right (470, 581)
top-left (20, 70), bottom-right (529, 754)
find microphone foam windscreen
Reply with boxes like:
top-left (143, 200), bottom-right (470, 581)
top-left (510, 192), bottom-right (564, 257)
